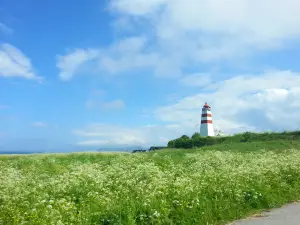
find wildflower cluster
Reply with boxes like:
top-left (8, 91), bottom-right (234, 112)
top-left (0, 149), bottom-right (300, 224)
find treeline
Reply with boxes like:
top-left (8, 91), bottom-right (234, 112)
top-left (167, 131), bottom-right (300, 149)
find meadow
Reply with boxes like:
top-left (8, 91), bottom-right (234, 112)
top-left (1, 140), bottom-right (300, 225)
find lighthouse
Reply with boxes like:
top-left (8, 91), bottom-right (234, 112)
top-left (200, 102), bottom-right (215, 137)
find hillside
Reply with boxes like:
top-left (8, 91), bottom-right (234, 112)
top-left (1, 140), bottom-right (300, 225)
top-left (167, 130), bottom-right (300, 149)
top-left (161, 139), bottom-right (300, 154)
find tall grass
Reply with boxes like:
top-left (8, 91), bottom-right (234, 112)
top-left (1, 140), bottom-right (300, 224)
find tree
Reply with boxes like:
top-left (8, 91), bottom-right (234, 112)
top-left (241, 132), bottom-right (252, 142)
top-left (192, 136), bottom-right (205, 147)
top-left (174, 137), bottom-right (192, 148)
top-left (191, 132), bottom-right (201, 139)
top-left (180, 135), bottom-right (190, 140)
top-left (204, 136), bottom-right (217, 145)
top-left (167, 140), bottom-right (175, 148)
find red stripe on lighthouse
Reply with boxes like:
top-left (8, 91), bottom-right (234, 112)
top-left (201, 113), bottom-right (212, 117)
top-left (201, 120), bottom-right (213, 124)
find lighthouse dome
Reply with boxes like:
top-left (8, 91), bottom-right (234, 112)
top-left (203, 102), bottom-right (211, 109)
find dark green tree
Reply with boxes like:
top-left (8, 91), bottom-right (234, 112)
top-left (167, 140), bottom-right (175, 148)
top-left (191, 132), bottom-right (201, 139)
top-left (180, 135), bottom-right (190, 140)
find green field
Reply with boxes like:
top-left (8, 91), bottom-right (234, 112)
top-left (1, 140), bottom-right (300, 225)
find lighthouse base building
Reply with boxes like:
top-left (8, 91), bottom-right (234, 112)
top-left (200, 102), bottom-right (215, 137)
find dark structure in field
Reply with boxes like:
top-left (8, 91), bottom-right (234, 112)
top-left (132, 149), bottom-right (147, 153)
top-left (131, 146), bottom-right (167, 153)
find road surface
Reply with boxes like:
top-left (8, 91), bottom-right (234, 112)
top-left (230, 202), bottom-right (300, 225)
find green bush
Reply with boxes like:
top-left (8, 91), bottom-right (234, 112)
top-left (168, 130), bottom-right (300, 149)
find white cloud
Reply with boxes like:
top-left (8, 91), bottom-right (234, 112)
top-left (108, 0), bottom-right (300, 68)
top-left (74, 124), bottom-right (147, 146)
top-left (109, 0), bottom-right (168, 15)
top-left (110, 16), bottom-right (136, 33)
top-left (73, 123), bottom-right (187, 147)
top-left (155, 70), bottom-right (300, 133)
top-left (32, 122), bottom-right (48, 128)
top-left (57, 37), bottom-right (155, 81)
top-left (56, 48), bottom-right (99, 81)
top-left (110, 0), bottom-right (300, 49)
top-left (57, 1), bottom-right (300, 146)
top-left (77, 137), bottom-right (144, 147)
top-left (57, 0), bottom-right (300, 80)
top-left (86, 89), bottom-right (125, 112)
top-left (76, 140), bottom-right (112, 146)
top-left (0, 43), bottom-right (41, 80)
top-left (179, 73), bottom-right (211, 87)
top-left (57, 34), bottom-right (185, 80)
top-left (57, 36), bottom-right (160, 80)
top-left (100, 99), bottom-right (126, 110)
top-left (74, 70), bottom-right (300, 147)
top-left (0, 22), bottom-right (13, 35)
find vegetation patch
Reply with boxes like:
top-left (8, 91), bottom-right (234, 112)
top-left (1, 140), bottom-right (300, 224)
top-left (167, 130), bottom-right (300, 149)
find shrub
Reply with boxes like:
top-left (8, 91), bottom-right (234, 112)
top-left (167, 130), bottom-right (300, 149)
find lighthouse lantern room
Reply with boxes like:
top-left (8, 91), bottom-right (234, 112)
top-left (200, 102), bottom-right (215, 137)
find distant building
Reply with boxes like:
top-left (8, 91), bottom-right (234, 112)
top-left (200, 102), bottom-right (215, 137)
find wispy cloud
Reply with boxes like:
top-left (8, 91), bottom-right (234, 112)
top-left (100, 99), bottom-right (126, 111)
top-left (0, 22), bottom-right (13, 35)
top-left (92, 89), bottom-right (106, 97)
top-left (179, 73), bottom-right (212, 87)
top-left (32, 122), bottom-right (48, 128)
top-left (56, 48), bottom-right (99, 81)
top-left (0, 43), bottom-right (42, 81)
top-left (56, 36), bottom-right (172, 80)
top-left (73, 123), bottom-right (197, 147)
top-left (73, 124), bottom-right (170, 147)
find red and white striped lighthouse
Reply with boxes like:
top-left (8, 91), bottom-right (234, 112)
top-left (200, 102), bottom-right (215, 137)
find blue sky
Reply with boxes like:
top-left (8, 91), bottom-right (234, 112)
top-left (1, 0), bottom-right (300, 152)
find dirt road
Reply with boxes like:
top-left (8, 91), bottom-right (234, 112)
top-left (230, 202), bottom-right (300, 225)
